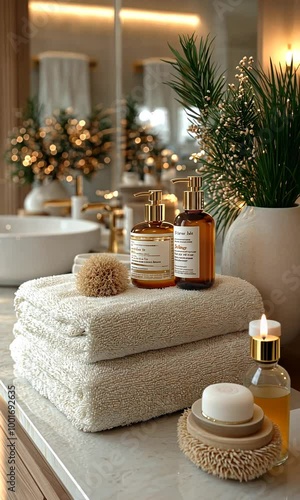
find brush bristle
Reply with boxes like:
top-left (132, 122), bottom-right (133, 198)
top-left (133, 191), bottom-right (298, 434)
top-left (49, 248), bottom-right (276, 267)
top-left (178, 409), bottom-right (281, 482)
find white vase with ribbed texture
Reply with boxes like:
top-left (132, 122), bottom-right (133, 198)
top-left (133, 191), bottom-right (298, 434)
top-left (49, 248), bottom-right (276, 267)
top-left (221, 205), bottom-right (300, 345)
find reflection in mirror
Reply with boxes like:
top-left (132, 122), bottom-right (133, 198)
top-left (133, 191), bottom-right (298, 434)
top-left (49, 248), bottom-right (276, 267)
top-left (29, 1), bottom-right (116, 203)
top-left (1, 0), bottom-right (257, 217)
top-left (118, 0), bottom-right (257, 208)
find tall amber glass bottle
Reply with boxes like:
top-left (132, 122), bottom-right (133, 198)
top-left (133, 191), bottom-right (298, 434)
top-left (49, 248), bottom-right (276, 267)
top-left (171, 176), bottom-right (215, 290)
top-left (130, 190), bottom-right (175, 289)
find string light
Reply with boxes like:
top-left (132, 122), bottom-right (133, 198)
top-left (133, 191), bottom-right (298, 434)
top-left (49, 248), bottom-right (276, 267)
top-left (124, 98), bottom-right (182, 180)
top-left (5, 105), bottom-right (112, 185)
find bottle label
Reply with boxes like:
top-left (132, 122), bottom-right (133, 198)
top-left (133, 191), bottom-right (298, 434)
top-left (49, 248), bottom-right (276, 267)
top-left (174, 226), bottom-right (199, 278)
top-left (130, 233), bottom-right (174, 280)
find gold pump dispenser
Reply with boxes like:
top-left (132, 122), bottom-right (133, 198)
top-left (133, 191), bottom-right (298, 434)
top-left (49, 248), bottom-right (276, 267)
top-left (130, 189), bottom-right (175, 289)
top-left (171, 176), bottom-right (204, 210)
top-left (171, 175), bottom-right (215, 290)
top-left (134, 190), bottom-right (165, 222)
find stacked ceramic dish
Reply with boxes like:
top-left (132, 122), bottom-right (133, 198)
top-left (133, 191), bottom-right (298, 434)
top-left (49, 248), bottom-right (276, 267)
top-left (177, 383), bottom-right (282, 481)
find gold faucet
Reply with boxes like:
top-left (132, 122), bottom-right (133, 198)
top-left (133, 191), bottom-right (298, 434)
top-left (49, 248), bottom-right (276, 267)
top-left (43, 175), bottom-right (84, 214)
top-left (81, 203), bottom-right (124, 253)
top-left (43, 199), bottom-right (71, 216)
top-left (43, 199), bottom-right (71, 207)
top-left (81, 202), bottom-right (111, 212)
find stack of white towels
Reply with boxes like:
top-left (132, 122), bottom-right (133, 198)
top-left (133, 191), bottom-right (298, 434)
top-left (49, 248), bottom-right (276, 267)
top-left (10, 274), bottom-right (263, 432)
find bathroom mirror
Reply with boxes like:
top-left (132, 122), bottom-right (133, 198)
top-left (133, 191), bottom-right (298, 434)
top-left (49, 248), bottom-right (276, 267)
top-left (29, 0), bottom-right (116, 201)
top-left (28, 0), bottom-right (258, 196)
top-left (118, 0), bottom-right (257, 188)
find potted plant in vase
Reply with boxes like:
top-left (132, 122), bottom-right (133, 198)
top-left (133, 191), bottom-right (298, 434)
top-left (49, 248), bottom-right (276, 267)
top-left (5, 99), bottom-right (113, 213)
top-left (166, 35), bottom-right (300, 344)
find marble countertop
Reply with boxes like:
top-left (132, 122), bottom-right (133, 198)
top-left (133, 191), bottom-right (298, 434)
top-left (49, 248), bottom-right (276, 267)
top-left (1, 286), bottom-right (300, 500)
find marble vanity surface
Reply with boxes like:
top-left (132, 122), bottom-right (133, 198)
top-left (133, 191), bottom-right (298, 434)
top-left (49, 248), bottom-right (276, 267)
top-left (1, 286), bottom-right (300, 500)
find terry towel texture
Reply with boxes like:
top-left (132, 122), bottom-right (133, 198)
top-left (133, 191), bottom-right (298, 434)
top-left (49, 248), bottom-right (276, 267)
top-left (14, 274), bottom-right (264, 362)
top-left (11, 331), bottom-right (253, 432)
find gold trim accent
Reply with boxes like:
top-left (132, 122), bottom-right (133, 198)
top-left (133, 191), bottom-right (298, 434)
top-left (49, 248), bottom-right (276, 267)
top-left (250, 335), bottom-right (280, 363)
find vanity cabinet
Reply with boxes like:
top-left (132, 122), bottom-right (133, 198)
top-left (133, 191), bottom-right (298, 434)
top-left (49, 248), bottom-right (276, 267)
top-left (0, 397), bottom-right (72, 500)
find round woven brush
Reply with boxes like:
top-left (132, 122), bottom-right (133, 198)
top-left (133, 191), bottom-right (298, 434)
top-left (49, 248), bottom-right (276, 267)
top-left (76, 254), bottom-right (129, 297)
top-left (178, 409), bottom-right (281, 482)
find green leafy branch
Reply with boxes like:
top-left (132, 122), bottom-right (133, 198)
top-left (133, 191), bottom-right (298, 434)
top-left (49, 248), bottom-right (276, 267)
top-left (166, 34), bottom-right (300, 233)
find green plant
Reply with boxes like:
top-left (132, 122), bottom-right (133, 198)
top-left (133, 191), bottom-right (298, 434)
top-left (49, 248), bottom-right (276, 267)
top-left (167, 34), bottom-right (300, 232)
top-left (5, 98), bottom-right (112, 185)
top-left (122, 95), bottom-right (161, 179)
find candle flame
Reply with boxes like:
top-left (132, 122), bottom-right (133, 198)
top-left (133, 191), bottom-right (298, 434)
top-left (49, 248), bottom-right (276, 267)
top-left (260, 314), bottom-right (268, 339)
top-left (286, 44), bottom-right (293, 67)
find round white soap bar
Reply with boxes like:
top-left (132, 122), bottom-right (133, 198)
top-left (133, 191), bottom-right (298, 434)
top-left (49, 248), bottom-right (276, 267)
top-left (249, 319), bottom-right (281, 337)
top-left (202, 383), bottom-right (254, 424)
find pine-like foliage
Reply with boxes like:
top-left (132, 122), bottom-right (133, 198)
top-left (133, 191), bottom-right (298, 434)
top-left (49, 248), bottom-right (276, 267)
top-left (167, 34), bottom-right (300, 233)
top-left (122, 96), bottom-right (162, 180)
top-left (5, 99), bottom-right (113, 185)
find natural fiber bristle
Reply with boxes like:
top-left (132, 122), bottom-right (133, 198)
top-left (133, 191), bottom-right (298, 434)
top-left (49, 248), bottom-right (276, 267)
top-left (178, 409), bottom-right (281, 482)
top-left (76, 254), bottom-right (129, 297)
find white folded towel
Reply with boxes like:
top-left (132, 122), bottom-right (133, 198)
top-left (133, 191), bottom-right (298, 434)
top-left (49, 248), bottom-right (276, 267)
top-left (10, 330), bottom-right (253, 432)
top-left (14, 274), bottom-right (263, 362)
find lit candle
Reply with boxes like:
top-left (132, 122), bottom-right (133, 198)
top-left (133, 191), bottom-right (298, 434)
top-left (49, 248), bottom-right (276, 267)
top-left (250, 314), bottom-right (280, 363)
top-left (286, 43), bottom-right (293, 67)
top-left (249, 314), bottom-right (281, 338)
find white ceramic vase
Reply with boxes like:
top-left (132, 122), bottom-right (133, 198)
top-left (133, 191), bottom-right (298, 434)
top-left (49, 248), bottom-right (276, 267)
top-left (24, 179), bottom-right (69, 214)
top-left (221, 205), bottom-right (300, 344)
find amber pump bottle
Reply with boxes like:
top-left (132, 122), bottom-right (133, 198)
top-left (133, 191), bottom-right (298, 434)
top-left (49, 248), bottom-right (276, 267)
top-left (171, 176), bottom-right (215, 290)
top-left (130, 190), bottom-right (175, 289)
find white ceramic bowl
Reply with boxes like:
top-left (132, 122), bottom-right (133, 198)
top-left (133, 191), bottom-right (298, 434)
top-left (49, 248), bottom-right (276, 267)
top-left (0, 216), bottom-right (100, 285)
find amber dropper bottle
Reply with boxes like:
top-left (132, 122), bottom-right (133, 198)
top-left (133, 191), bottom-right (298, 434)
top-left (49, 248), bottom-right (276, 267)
top-left (244, 319), bottom-right (291, 465)
top-left (171, 176), bottom-right (215, 290)
top-left (130, 190), bottom-right (175, 289)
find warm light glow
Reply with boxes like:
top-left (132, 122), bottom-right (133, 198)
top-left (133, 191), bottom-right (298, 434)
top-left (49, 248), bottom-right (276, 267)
top-left (283, 44), bottom-right (300, 67)
top-left (162, 193), bottom-right (177, 203)
top-left (286, 44), bottom-right (293, 67)
top-left (260, 314), bottom-right (268, 339)
top-left (29, 2), bottom-right (200, 26)
top-left (29, 2), bottom-right (114, 19)
top-left (139, 110), bottom-right (151, 122)
top-left (120, 9), bottom-right (199, 26)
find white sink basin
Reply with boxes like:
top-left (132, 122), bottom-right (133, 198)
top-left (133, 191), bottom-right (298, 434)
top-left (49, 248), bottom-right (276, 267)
top-left (0, 216), bottom-right (100, 286)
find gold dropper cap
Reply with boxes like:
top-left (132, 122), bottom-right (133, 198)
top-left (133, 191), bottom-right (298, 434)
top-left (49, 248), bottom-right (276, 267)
top-left (134, 190), bottom-right (165, 221)
top-left (250, 335), bottom-right (280, 363)
top-left (171, 176), bottom-right (204, 210)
